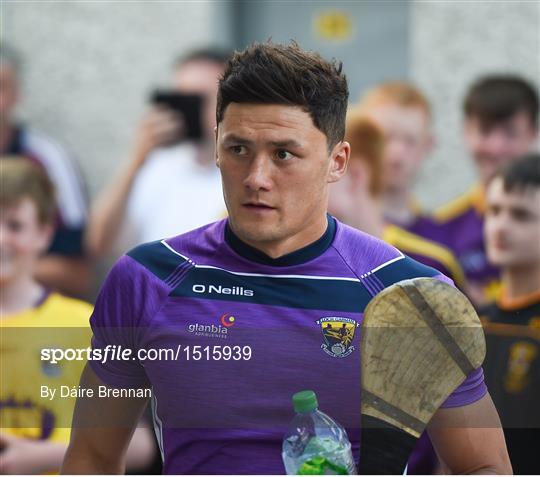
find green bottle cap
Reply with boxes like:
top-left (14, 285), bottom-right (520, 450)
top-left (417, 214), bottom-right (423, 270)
top-left (292, 390), bottom-right (318, 413)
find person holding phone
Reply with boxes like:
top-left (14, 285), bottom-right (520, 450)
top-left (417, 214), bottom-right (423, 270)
top-left (86, 48), bottom-right (231, 258)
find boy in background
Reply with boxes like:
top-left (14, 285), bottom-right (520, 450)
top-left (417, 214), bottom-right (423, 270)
top-left (481, 153), bottom-right (540, 475)
top-left (0, 159), bottom-right (155, 473)
top-left (435, 76), bottom-right (538, 305)
top-left (356, 81), bottom-right (440, 240)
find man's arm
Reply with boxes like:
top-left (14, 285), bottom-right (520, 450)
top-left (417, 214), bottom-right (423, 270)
top-left (428, 393), bottom-right (512, 474)
top-left (85, 108), bottom-right (183, 258)
top-left (61, 364), bottom-right (149, 474)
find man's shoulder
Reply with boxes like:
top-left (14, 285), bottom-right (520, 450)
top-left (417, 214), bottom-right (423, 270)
top-left (383, 224), bottom-right (465, 288)
top-left (332, 221), bottom-right (444, 287)
top-left (123, 219), bottom-right (225, 282)
top-left (433, 186), bottom-right (482, 225)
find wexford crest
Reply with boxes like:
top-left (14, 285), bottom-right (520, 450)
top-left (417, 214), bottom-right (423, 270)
top-left (316, 316), bottom-right (358, 358)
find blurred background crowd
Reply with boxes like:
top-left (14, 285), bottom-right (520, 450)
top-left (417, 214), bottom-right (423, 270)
top-left (1, 1), bottom-right (539, 475)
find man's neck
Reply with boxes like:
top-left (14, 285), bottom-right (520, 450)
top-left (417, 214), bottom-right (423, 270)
top-left (382, 188), bottom-right (416, 226)
top-left (502, 263), bottom-right (540, 299)
top-left (0, 276), bottom-right (44, 316)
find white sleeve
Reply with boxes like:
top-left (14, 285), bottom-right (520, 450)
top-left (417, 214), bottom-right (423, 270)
top-left (23, 128), bottom-right (88, 227)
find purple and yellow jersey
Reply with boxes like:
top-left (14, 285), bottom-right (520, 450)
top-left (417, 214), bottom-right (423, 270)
top-left (382, 224), bottom-right (466, 291)
top-left (433, 185), bottom-right (501, 302)
top-left (0, 292), bottom-right (92, 445)
top-left (90, 217), bottom-right (487, 474)
top-left (387, 199), bottom-right (449, 245)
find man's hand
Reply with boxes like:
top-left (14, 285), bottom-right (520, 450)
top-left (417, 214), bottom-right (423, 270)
top-left (131, 106), bottom-right (185, 168)
top-left (0, 433), bottom-right (66, 474)
top-left (85, 105), bottom-right (185, 258)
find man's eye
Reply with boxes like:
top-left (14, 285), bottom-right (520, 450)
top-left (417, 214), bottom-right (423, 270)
top-left (231, 145), bottom-right (247, 155)
top-left (276, 150), bottom-right (294, 161)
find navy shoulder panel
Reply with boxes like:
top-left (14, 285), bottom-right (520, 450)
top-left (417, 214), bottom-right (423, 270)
top-left (127, 240), bottom-right (189, 282)
top-left (374, 255), bottom-right (441, 289)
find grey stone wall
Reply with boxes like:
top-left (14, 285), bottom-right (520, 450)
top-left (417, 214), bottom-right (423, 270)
top-left (3, 1), bottom-right (538, 208)
top-left (3, 1), bottom-right (219, 197)
top-left (410, 0), bottom-right (540, 209)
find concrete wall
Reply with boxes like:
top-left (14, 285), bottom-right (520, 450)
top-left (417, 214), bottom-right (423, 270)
top-left (3, 1), bottom-right (538, 207)
top-left (410, 0), bottom-right (540, 208)
top-left (3, 1), bottom-right (222, 197)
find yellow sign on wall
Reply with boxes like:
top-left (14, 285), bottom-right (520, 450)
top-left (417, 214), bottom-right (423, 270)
top-left (314, 11), bottom-right (353, 41)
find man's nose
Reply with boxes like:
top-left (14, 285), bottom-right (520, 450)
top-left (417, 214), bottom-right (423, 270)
top-left (243, 154), bottom-right (273, 191)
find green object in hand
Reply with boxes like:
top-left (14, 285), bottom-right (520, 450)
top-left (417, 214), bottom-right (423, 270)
top-left (298, 456), bottom-right (348, 475)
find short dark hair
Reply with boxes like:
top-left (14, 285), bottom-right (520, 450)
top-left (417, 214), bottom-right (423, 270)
top-left (216, 42), bottom-right (349, 149)
top-left (464, 75), bottom-right (539, 128)
top-left (492, 153), bottom-right (540, 193)
top-left (175, 47), bottom-right (231, 68)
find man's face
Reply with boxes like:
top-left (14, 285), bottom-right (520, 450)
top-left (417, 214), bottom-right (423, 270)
top-left (485, 177), bottom-right (540, 269)
top-left (173, 60), bottom-right (224, 140)
top-left (465, 112), bottom-right (538, 185)
top-left (0, 65), bottom-right (18, 125)
top-left (0, 198), bottom-right (52, 285)
top-left (363, 104), bottom-right (432, 194)
top-left (216, 103), bottom-right (348, 252)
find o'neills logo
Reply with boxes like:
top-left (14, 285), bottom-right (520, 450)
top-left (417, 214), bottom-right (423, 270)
top-left (192, 284), bottom-right (254, 297)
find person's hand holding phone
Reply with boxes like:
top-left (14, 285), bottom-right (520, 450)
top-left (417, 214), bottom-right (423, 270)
top-left (131, 105), bottom-right (185, 169)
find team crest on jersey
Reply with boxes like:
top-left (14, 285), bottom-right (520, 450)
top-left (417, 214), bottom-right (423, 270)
top-left (316, 317), bottom-right (359, 358)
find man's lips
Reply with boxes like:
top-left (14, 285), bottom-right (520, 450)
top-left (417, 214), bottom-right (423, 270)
top-left (242, 202), bottom-right (276, 211)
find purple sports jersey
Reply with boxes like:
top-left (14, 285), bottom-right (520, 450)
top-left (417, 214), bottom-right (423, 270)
top-left (433, 188), bottom-right (500, 301)
top-left (90, 217), bottom-right (487, 474)
top-left (402, 214), bottom-right (445, 243)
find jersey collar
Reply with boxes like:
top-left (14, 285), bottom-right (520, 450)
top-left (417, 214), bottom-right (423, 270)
top-left (225, 215), bottom-right (336, 267)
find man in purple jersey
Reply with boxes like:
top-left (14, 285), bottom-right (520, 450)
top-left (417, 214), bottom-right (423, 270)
top-left (434, 76), bottom-right (538, 306)
top-left (62, 42), bottom-right (511, 474)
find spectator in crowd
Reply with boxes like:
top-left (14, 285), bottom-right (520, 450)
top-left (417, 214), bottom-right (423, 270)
top-left (356, 81), bottom-right (440, 240)
top-left (480, 153), bottom-right (540, 475)
top-left (0, 43), bottom-right (90, 297)
top-left (434, 76), bottom-right (539, 305)
top-left (86, 48), bottom-right (231, 258)
top-left (0, 159), bottom-right (156, 474)
top-left (328, 110), bottom-right (466, 291)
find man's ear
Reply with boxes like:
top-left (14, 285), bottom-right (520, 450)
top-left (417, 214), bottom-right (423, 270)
top-left (328, 141), bottom-right (350, 184)
top-left (214, 126), bottom-right (220, 168)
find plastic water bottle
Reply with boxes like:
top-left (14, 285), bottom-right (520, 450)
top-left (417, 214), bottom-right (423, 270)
top-left (282, 390), bottom-right (357, 475)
